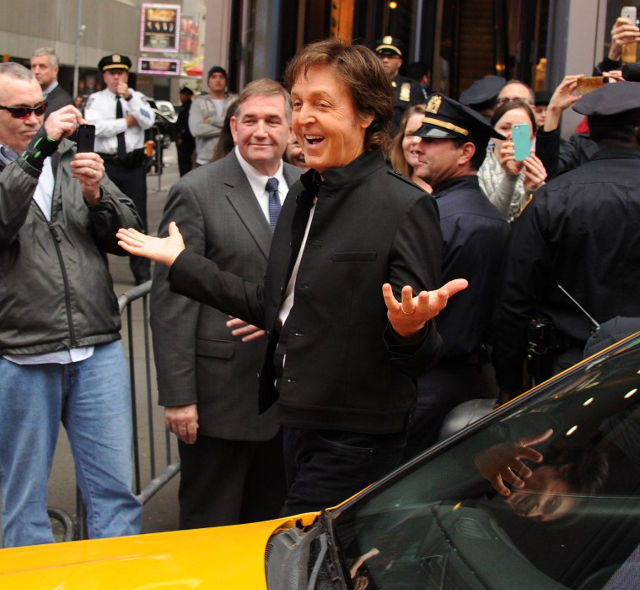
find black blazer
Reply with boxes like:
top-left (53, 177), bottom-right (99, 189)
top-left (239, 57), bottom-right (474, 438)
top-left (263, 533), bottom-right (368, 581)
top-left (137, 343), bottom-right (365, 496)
top-left (170, 150), bottom-right (443, 435)
top-left (44, 84), bottom-right (73, 118)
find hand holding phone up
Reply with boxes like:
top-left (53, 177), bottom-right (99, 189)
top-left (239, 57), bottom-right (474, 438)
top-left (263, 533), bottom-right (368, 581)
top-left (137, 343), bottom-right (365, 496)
top-left (76, 124), bottom-right (95, 153)
top-left (511, 123), bottom-right (531, 162)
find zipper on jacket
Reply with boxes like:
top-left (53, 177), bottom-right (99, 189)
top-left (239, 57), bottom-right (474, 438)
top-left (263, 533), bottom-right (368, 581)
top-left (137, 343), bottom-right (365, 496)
top-left (48, 222), bottom-right (77, 348)
top-left (47, 151), bottom-right (77, 348)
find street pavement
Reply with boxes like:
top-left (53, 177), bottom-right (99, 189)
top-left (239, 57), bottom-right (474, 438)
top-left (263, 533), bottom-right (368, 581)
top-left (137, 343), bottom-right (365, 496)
top-left (47, 145), bottom-right (182, 537)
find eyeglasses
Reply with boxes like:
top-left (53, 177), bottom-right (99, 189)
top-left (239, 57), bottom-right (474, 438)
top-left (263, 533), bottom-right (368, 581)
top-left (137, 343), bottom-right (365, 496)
top-left (0, 101), bottom-right (47, 119)
top-left (497, 96), bottom-right (534, 107)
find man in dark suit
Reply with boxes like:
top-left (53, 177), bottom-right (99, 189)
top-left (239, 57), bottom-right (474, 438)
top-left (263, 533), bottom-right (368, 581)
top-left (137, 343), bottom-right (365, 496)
top-left (150, 78), bottom-right (301, 528)
top-left (30, 48), bottom-right (73, 118)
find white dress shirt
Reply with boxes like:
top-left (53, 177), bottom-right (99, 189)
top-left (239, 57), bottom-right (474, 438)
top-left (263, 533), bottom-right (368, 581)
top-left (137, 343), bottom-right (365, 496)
top-left (84, 88), bottom-right (154, 154)
top-left (234, 146), bottom-right (289, 222)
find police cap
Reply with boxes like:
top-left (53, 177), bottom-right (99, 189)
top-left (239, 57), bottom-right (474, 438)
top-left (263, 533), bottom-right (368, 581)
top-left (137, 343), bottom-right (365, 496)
top-left (98, 54), bottom-right (132, 72)
top-left (459, 75), bottom-right (506, 106)
top-left (415, 93), bottom-right (506, 145)
top-left (573, 81), bottom-right (640, 126)
top-left (375, 36), bottom-right (404, 57)
top-left (534, 90), bottom-right (552, 106)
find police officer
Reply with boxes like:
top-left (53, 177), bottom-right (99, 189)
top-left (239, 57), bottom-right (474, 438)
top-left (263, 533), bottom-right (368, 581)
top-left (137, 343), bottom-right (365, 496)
top-left (84, 54), bottom-right (155, 284)
top-left (493, 81), bottom-right (640, 402)
top-left (459, 75), bottom-right (506, 119)
top-left (403, 94), bottom-right (510, 457)
top-left (374, 36), bottom-right (424, 136)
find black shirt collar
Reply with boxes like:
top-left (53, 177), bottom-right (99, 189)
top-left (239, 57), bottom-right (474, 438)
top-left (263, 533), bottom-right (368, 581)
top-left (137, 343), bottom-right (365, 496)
top-left (302, 150), bottom-right (386, 194)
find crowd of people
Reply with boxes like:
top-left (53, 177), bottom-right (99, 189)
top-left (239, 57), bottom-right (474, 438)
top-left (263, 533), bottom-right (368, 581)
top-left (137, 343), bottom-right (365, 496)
top-left (1, 15), bottom-right (640, 549)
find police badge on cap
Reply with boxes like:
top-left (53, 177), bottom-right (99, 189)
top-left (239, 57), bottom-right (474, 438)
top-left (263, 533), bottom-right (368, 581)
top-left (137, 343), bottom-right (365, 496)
top-left (98, 54), bottom-right (132, 72)
top-left (415, 93), bottom-right (506, 145)
top-left (375, 36), bottom-right (403, 57)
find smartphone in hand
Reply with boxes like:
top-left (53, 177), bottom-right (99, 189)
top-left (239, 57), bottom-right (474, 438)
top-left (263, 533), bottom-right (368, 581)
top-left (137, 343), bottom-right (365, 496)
top-left (576, 76), bottom-right (605, 95)
top-left (621, 5), bottom-right (638, 22)
top-left (621, 6), bottom-right (639, 63)
top-left (76, 124), bottom-right (95, 153)
top-left (512, 123), bottom-right (530, 162)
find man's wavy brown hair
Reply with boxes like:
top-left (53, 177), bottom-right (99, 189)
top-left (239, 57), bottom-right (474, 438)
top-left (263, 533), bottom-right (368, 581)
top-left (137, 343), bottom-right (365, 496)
top-left (284, 39), bottom-right (393, 153)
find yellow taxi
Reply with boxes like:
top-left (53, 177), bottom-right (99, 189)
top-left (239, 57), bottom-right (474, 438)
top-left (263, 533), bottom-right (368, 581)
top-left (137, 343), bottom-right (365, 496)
top-left (2, 333), bottom-right (640, 589)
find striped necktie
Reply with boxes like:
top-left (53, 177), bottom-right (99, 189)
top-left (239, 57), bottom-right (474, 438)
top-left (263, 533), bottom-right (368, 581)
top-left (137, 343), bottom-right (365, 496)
top-left (266, 177), bottom-right (281, 231)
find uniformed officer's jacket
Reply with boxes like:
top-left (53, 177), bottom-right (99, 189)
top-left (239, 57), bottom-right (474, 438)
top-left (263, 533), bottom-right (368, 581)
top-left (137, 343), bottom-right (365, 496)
top-left (84, 88), bottom-right (154, 154)
top-left (493, 147), bottom-right (640, 392)
top-left (433, 175), bottom-right (510, 360)
top-left (391, 75), bottom-right (424, 136)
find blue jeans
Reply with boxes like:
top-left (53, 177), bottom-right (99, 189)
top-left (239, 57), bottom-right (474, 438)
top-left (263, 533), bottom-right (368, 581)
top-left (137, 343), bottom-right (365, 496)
top-left (0, 341), bottom-right (142, 547)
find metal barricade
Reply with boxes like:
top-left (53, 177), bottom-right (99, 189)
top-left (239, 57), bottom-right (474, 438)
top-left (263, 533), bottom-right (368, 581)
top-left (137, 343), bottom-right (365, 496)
top-left (118, 280), bottom-right (180, 503)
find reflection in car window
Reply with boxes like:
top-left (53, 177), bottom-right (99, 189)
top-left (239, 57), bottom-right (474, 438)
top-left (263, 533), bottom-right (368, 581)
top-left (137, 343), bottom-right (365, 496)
top-left (334, 335), bottom-right (640, 590)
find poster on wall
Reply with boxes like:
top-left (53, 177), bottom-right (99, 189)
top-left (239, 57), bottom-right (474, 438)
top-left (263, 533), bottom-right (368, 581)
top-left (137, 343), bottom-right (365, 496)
top-left (138, 57), bottom-right (181, 76)
top-left (140, 3), bottom-right (181, 52)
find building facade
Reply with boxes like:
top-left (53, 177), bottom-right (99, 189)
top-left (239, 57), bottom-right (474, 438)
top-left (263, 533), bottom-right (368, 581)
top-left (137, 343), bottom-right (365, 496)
top-left (1, 0), bottom-right (633, 137)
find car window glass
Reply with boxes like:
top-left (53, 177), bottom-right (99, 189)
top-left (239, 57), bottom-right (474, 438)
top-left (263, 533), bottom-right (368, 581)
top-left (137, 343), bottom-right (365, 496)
top-left (335, 335), bottom-right (640, 590)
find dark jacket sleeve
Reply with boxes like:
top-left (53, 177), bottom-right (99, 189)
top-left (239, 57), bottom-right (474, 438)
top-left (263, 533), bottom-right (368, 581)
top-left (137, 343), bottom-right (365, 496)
top-left (87, 171), bottom-right (143, 255)
top-left (150, 182), bottom-right (205, 407)
top-left (384, 194), bottom-right (443, 375)
top-left (536, 130), bottom-right (598, 180)
top-left (593, 56), bottom-right (622, 76)
top-left (0, 158), bottom-right (41, 248)
top-left (169, 248), bottom-right (266, 328)
top-left (535, 128), bottom-right (562, 179)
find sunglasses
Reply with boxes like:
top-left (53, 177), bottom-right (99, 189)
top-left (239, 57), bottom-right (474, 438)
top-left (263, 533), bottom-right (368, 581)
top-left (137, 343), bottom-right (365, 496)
top-left (0, 101), bottom-right (47, 119)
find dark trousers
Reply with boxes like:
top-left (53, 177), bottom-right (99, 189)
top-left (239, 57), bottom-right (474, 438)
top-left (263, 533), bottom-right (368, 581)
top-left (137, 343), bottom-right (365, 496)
top-left (404, 362), bottom-right (481, 461)
top-left (177, 432), bottom-right (286, 529)
top-left (103, 160), bottom-right (150, 283)
top-left (176, 143), bottom-right (195, 177)
top-left (280, 427), bottom-right (407, 517)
